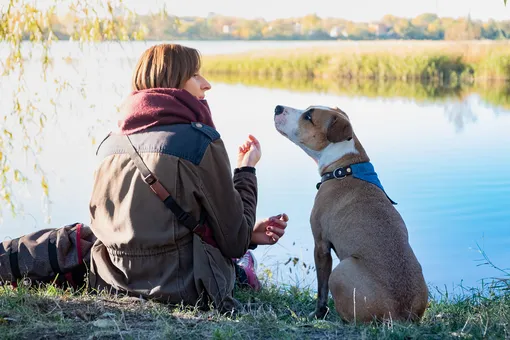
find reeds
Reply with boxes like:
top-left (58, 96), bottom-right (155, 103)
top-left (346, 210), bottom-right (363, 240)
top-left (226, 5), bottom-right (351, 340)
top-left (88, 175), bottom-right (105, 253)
top-left (203, 40), bottom-right (510, 83)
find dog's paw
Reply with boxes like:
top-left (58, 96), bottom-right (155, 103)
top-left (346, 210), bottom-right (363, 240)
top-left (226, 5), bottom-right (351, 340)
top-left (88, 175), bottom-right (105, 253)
top-left (309, 306), bottom-right (329, 320)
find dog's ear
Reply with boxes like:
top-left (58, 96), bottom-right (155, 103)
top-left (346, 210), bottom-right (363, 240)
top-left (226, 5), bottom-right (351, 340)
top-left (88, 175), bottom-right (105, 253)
top-left (333, 106), bottom-right (349, 117)
top-left (326, 115), bottom-right (353, 143)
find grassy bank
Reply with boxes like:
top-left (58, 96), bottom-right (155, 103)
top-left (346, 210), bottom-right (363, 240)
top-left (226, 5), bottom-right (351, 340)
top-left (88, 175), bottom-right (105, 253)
top-left (202, 41), bottom-right (510, 83)
top-left (1, 280), bottom-right (508, 339)
top-left (205, 73), bottom-right (510, 110)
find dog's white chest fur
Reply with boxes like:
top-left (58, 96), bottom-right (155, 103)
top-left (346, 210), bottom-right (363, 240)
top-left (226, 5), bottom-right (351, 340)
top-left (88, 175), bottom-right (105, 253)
top-left (318, 140), bottom-right (358, 173)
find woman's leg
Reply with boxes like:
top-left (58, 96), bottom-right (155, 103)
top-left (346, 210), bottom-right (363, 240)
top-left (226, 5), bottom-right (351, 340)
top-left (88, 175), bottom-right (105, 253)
top-left (0, 223), bottom-right (95, 288)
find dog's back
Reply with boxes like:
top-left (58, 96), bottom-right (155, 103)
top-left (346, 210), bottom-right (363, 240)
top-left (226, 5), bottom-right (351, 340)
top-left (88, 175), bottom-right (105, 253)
top-left (313, 177), bottom-right (428, 321)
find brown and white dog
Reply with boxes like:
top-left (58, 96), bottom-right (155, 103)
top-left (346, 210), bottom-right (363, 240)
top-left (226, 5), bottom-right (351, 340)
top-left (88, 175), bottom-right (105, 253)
top-left (273, 105), bottom-right (428, 323)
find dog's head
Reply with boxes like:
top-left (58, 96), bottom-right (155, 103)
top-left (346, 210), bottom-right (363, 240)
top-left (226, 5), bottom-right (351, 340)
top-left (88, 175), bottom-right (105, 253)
top-left (274, 105), bottom-right (367, 173)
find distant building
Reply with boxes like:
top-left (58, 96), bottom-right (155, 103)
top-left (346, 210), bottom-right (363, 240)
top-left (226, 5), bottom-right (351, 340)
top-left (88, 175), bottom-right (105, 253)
top-left (222, 25), bottom-right (231, 34)
top-left (329, 27), bottom-right (339, 38)
top-left (368, 23), bottom-right (389, 36)
top-left (293, 23), bottom-right (302, 34)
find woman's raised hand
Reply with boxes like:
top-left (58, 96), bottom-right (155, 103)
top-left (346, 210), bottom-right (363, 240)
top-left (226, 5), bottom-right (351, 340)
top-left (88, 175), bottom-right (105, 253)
top-left (237, 134), bottom-right (261, 168)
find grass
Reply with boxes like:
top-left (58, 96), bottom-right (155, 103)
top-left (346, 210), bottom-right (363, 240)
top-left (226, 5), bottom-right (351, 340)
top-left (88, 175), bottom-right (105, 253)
top-left (0, 275), bottom-right (508, 339)
top-left (202, 40), bottom-right (510, 83)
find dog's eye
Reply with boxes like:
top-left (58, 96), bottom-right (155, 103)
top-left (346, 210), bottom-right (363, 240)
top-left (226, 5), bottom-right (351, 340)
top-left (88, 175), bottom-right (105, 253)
top-left (304, 111), bottom-right (313, 122)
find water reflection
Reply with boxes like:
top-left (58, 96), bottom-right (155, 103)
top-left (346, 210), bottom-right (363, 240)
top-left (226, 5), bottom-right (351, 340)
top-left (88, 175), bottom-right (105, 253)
top-left (444, 100), bottom-right (478, 133)
top-left (206, 73), bottom-right (510, 113)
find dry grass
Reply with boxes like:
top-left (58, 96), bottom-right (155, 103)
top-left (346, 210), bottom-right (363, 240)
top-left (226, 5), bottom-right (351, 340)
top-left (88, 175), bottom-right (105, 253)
top-left (0, 277), bottom-right (508, 340)
top-left (207, 40), bottom-right (510, 60)
top-left (203, 40), bottom-right (510, 82)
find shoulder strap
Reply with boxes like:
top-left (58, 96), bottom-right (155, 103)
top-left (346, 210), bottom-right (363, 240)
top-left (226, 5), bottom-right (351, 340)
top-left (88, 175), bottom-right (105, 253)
top-left (122, 135), bottom-right (199, 232)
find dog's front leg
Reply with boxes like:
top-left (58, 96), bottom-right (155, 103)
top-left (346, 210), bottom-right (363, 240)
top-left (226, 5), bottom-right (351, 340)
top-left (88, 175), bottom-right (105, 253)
top-left (311, 241), bottom-right (332, 319)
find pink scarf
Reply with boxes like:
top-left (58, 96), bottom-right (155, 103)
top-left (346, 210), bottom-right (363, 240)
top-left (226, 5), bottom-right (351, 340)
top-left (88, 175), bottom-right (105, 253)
top-left (118, 88), bottom-right (215, 135)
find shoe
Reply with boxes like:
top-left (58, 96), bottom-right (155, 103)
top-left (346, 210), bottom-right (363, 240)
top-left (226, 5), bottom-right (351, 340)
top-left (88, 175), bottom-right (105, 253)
top-left (236, 250), bottom-right (261, 291)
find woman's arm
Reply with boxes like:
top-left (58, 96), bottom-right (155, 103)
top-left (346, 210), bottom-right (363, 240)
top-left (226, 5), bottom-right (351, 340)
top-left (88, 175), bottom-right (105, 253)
top-left (196, 138), bottom-right (257, 258)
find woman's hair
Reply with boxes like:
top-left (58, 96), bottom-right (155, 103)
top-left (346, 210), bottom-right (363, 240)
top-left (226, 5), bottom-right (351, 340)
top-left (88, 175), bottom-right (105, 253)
top-left (131, 44), bottom-right (201, 91)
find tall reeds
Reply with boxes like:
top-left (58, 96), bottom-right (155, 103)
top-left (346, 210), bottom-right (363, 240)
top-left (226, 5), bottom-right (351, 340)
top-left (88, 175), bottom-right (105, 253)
top-left (202, 41), bottom-right (510, 83)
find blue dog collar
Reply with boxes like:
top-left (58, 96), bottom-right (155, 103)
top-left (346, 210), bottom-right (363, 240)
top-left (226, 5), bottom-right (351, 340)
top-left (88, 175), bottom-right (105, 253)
top-left (317, 162), bottom-right (397, 205)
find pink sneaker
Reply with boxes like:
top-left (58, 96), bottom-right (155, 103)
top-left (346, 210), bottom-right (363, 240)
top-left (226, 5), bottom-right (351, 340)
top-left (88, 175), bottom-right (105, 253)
top-left (236, 250), bottom-right (261, 291)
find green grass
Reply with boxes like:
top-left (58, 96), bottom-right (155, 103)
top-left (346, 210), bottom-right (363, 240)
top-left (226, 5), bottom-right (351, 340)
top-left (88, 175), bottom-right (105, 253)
top-left (0, 277), bottom-right (508, 339)
top-left (202, 41), bottom-right (510, 83)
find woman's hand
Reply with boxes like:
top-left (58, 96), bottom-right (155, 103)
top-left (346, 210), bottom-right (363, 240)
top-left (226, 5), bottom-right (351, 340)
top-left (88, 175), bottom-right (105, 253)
top-left (237, 135), bottom-right (261, 168)
top-left (251, 213), bottom-right (289, 245)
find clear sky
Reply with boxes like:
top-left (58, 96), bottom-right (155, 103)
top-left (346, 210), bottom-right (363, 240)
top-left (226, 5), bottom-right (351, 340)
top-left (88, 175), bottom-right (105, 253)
top-left (6, 0), bottom-right (509, 21)
top-left (120, 0), bottom-right (510, 21)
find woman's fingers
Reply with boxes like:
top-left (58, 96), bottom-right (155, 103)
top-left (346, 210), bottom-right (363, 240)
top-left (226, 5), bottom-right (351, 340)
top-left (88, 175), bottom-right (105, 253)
top-left (267, 226), bottom-right (285, 238)
top-left (251, 213), bottom-right (289, 245)
top-left (269, 214), bottom-right (288, 226)
top-left (238, 140), bottom-right (253, 154)
top-left (248, 135), bottom-right (260, 148)
top-left (268, 218), bottom-right (287, 229)
top-left (266, 231), bottom-right (279, 243)
top-left (281, 213), bottom-right (289, 222)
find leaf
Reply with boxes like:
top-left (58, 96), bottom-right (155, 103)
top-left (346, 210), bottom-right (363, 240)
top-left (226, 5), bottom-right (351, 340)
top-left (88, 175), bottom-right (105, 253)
top-left (41, 176), bottom-right (49, 196)
top-left (14, 170), bottom-right (21, 182)
top-left (3, 129), bottom-right (12, 139)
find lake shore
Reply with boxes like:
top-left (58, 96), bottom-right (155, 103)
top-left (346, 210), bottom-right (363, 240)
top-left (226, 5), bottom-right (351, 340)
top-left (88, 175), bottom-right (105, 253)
top-left (1, 278), bottom-right (508, 339)
top-left (202, 40), bottom-right (510, 83)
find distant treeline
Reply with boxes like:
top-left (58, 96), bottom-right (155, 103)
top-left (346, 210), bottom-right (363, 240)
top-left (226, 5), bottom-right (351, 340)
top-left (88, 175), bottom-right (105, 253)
top-left (46, 12), bottom-right (510, 41)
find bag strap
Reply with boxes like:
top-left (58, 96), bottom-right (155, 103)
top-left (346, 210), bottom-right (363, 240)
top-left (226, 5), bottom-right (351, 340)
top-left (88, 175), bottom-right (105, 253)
top-left (122, 135), bottom-right (199, 232)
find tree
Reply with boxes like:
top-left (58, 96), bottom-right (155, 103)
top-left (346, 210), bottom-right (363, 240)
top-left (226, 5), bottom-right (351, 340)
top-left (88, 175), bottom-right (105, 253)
top-left (411, 13), bottom-right (438, 28)
top-left (0, 0), bottom-right (149, 221)
top-left (444, 17), bottom-right (482, 40)
top-left (301, 14), bottom-right (321, 36)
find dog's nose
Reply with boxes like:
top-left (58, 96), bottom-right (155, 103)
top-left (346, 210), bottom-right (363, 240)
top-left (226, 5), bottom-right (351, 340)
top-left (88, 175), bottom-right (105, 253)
top-left (274, 105), bottom-right (284, 115)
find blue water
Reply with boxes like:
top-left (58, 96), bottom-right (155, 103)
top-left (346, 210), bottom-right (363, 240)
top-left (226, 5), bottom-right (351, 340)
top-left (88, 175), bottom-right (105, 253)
top-left (1, 42), bottom-right (509, 293)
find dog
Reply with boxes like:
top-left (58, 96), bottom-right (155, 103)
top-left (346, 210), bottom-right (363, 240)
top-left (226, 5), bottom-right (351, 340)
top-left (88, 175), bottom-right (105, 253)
top-left (273, 105), bottom-right (428, 323)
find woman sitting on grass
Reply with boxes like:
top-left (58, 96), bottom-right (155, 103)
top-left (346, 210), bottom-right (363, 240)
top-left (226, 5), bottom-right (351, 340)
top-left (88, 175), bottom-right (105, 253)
top-left (0, 43), bottom-right (289, 312)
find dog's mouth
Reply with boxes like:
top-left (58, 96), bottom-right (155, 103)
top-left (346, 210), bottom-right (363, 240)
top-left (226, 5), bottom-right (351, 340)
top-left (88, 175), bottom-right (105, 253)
top-left (275, 126), bottom-right (288, 138)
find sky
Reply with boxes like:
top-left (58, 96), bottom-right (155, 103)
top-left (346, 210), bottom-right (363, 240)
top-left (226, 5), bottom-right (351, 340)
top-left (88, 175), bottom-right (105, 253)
top-left (118, 0), bottom-right (510, 21)
top-left (3, 0), bottom-right (509, 22)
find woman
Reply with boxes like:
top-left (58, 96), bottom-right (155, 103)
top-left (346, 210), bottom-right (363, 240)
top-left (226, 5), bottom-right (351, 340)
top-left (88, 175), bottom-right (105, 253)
top-left (0, 44), bottom-right (288, 312)
top-left (88, 43), bottom-right (288, 310)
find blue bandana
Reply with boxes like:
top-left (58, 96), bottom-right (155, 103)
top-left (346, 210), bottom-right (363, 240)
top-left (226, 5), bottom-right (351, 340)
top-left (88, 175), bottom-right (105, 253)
top-left (350, 162), bottom-right (397, 205)
top-left (318, 162), bottom-right (397, 205)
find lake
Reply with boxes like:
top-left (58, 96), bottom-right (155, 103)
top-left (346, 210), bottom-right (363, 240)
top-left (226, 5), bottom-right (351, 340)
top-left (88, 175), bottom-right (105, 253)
top-left (1, 41), bottom-right (509, 293)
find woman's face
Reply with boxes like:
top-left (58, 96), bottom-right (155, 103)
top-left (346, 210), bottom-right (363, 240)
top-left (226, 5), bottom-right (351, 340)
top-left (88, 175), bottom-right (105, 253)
top-left (183, 72), bottom-right (211, 100)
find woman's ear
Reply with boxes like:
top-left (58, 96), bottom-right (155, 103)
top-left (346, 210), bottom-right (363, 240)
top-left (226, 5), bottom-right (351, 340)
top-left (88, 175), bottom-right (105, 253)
top-left (326, 115), bottom-right (353, 143)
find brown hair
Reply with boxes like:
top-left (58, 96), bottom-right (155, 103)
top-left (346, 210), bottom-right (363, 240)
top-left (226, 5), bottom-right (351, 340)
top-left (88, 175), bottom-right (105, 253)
top-left (131, 44), bottom-right (201, 91)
